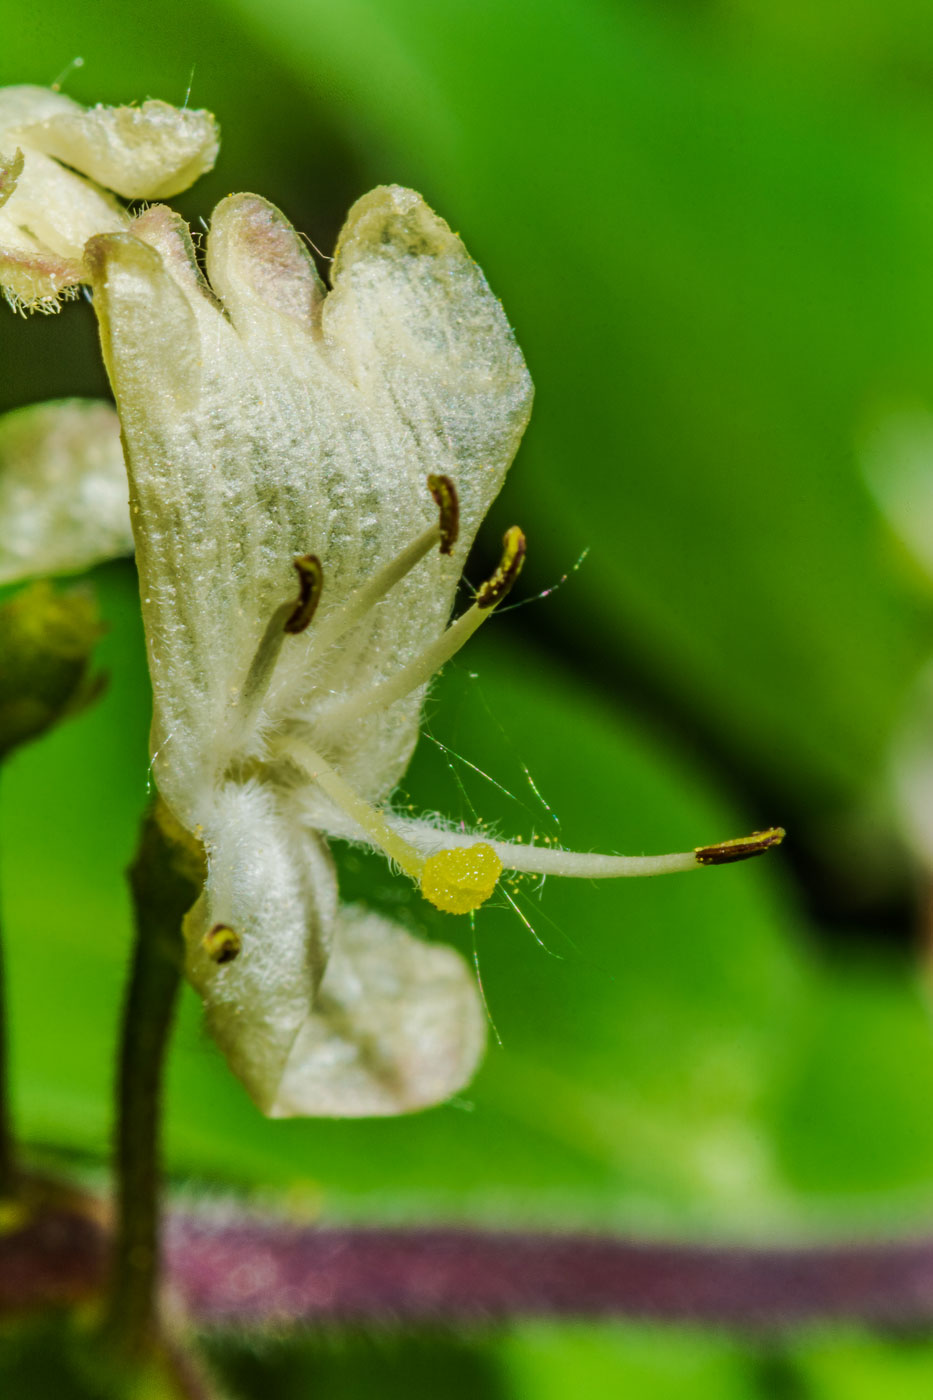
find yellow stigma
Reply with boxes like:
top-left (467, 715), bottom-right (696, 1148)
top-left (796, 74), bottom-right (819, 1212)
top-left (420, 843), bottom-right (503, 914)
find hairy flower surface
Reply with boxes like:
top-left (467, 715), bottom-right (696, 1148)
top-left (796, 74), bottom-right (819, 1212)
top-left (83, 186), bottom-right (782, 1118)
top-left (0, 85), bottom-right (217, 311)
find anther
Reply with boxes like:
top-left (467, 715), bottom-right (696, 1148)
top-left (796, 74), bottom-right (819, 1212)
top-left (695, 827), bottom-right (785, 866)
top-left (203, 923), bottom-right (242, 964)
top-left (427, 474), bottom-right (460, 555)
top-left (284, 554), bottom-right (324, 635)
top-left (476, 527), bottom-right (526, 609)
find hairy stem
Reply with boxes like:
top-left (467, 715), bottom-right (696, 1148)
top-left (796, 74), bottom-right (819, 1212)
top-left (0, 771), bottom-right (17, 1198)
top-left (101, 800), bottom-right (205, 1356)
top-left (163, 1222), bottom-right (933, 1328)
top-left (161, 1221), bottom-right (933, 1328)
top-left (10, 1208), bottom-right (933, 1331)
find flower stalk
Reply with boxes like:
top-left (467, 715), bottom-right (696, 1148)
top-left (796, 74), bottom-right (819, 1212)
top-left (102, 800), bottom-right (205, 1356)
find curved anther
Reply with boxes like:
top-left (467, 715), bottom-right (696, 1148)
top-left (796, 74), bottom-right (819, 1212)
top-left (427, 473), bottom-right (459, 555)
top-left (284, 553), bottom-right (323, 634)
top-left (476, 526), bottom-right (525, 608)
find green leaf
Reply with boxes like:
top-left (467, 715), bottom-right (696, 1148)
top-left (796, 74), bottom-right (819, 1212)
top-left (495, 1324), bottom-right (754, 1400)
top-left (205, 1324), bottom-right (756, 1400)
top-left (793, 1330), bottom-right (933, 1400)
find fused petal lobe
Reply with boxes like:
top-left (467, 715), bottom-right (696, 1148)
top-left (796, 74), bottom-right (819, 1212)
top-left (270, 903), bottom-right (487, 1118)
top-left (206, 193), bottom-right (325, 334)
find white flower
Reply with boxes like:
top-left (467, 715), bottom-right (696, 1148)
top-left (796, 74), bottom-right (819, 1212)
top-left (0, 85), bottom-right (217, 312)
top-left (83, 186), bottom-right (782, 1119)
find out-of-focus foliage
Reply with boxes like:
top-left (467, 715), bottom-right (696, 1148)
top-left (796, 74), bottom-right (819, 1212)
top-left (6, 0), bottom-right (933, 1395)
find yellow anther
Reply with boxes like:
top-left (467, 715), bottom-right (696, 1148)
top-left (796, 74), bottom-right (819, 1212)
top-left (475, 526), bottom-right (526, 609)
top-left (420, 843), bottom-right (503, 914)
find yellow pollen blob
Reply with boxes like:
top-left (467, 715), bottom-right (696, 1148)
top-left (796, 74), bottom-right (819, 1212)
top-left (420, 843), bottom-right (503, 914)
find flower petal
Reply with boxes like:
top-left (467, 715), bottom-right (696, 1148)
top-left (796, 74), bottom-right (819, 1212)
top-left (17, 98), bottom-right (219, 200)
top-left (0, 91), bottom-right (129, 277)
top-left (86, 226), bottom-right (231, 819)
top-left (0, 233), bottom-right (83, 313)
top-left (183, 780), bottom-right (337, 1116)
top-left (205, 192), bottom-right (325, 334)
top-left (326, 183), bottom-right (533, 552)
top-left (0, 399), bottom-right (130, 583)
top-left (269, 903), bottom-right (486, 1118)
top-left (0, 86), bottom-right (217, 310)
top-left (0, 87), bottom-right (85, 139)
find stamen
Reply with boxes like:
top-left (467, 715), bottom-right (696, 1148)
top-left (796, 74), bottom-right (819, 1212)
top-left (318, 527), bottom-right (527, 733)
top-left (476, 526), bottom-right (526, 608)
top-left (305, 475), bottom-right (460, 660)
top-left (234, 554), bottom-right (323, 738)
top-left (427, 473), bottom-right (459, 555)
top-left (695, 827), bottom-right (785, 866)
top-left (202, 923), bottom-right (241, 964)
top-left (284, 554), bottom-right (324, 634)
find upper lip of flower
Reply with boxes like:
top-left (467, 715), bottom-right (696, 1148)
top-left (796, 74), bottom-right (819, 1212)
top-left (85, 187), bottom-right (534, 826)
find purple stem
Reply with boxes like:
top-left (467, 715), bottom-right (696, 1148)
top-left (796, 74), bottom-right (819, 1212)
top-left (166, 1219), bottom-right (933, 1328)
top-left (9, 1207), bottom-right (933, 1330)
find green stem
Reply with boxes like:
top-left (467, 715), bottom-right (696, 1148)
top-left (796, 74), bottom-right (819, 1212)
top-left (102, 800), bottom-right (205, 1356)
top-left (0, 770), bottom-right (17, 1198)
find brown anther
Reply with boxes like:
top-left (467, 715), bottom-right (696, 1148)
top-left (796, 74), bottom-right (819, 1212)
top-left (202, 923), bottom-right (242, 964)
top-left (427, 473), bottom-right (460, 555)
top-left (284, 554), bottom-right (323, 634)
top-left (695, 827), bottom-right (785, 866)
top-left (476, 526), bottom-right (526, 609)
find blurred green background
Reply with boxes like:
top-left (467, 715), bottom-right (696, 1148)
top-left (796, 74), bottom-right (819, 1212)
top-left (6, 0), bottom-right (933, 1394)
